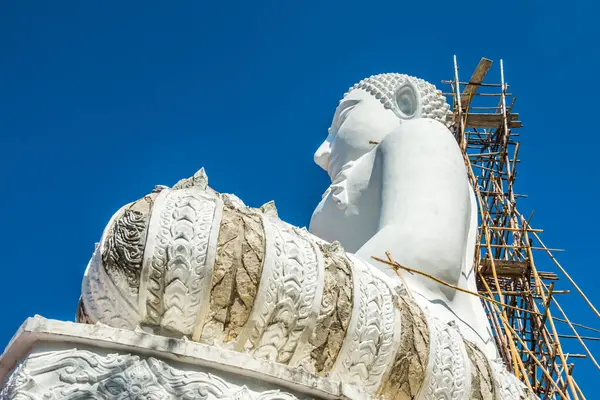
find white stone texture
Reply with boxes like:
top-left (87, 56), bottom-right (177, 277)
top-left (417, 314), bottom-right (471, 400)
top-left (490, 360), bottom-right (538, 400)
top-left (235, 214), bottom-right (324, 366)
top-left (376, 286), bottom-right (429, 399)
top-left (81, 241), bottom-right (139, 330)
top-left (290, 242), bottom-right (353, 375)
top-left (464, 341), bottom-right (496, 400)
top-left (329, 254), bottom-right (401, 394)
top-left (0, 317), bottom-right (359, 400)
top-left (199, 204), bottom-right (266, 346)
top-left (138, 187), bottom-right (223, 339)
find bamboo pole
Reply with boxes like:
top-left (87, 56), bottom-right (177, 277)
top-left (483, 298), bottom-right (513, 363)
top-left (474, 269), bottom-right (571, 397)
top-left (543, 282), bottom-right (600, 371)
top-left (476, 270), bottom-right (538, 392)
top-left (522, 228), bottom-right (580, 399)
top-left (558, 335), bottom-right (600, 341)
top-left (468, 158), bottom-right (522, 375)
top-left (486, 226), bottom-right (543, 233)
top-left (573, 378), bottom-right (587, 400)
top-left (373, 254), bottom-right (535, 390)
top-left (530, 230), bottom-right (600, 318)
top-left (453, 55), bottom-right (467, 151)
top-left (554, 318), bottom-right (600, 333)
top-left (373, 257), bottom-right (543, 317)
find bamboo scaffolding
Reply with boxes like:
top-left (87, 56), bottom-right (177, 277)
top-left (437, 56), bottom-right (596, 399)
top-left (530, 230), bottom-right (600, 318)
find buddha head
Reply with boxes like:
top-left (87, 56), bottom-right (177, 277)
top-left (314, 74), bottom-right (451, 180)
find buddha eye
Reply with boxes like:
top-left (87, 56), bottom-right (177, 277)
top-left (394, 84), bottom-right (418, 118)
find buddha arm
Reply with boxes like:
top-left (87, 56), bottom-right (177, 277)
top-left (356, 119), bottom-right (472, 295)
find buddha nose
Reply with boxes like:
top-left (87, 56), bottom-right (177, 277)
top-left (314, 141), bottom-right (331, 171)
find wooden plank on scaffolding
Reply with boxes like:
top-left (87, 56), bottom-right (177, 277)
top-left (478, 260), bottom-right (559, 280)
top-left (466, 113), bottom-right (522, 128)
top-left (538, 272), bottom-right (560, 281)
top-left (479, 259), bottom-right (528, 276)
top-left (461, 57), bottom-right (493, 110)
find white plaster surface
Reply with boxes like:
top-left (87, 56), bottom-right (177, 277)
top-left (0, 316), bottom-right (363, 400)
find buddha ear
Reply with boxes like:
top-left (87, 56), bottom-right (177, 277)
top-left (392, 80), bottom-right (422, 120)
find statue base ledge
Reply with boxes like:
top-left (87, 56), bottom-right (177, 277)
top-left (0, 316), bottom-right (363, 400)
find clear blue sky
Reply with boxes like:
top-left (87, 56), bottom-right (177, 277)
top-left (1, 0), bottom-right (598, 393)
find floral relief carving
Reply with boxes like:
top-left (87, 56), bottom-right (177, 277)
top-left (331, 255), bottom-right (398, 393)
top-left (377, 288), bottom-right (430, 400)
top-left (102, 207), bottom-right (150, 291)
top-left (418, 317), bottom-right (470, 400)
top-left (142, 190), bottom-right (174, 325)
top-left (1, 349), bottom-right (300, 400)
top-left (139, 188), bottom-right (222, 337)
top-left (491, 360), bottom-right (536, 400)
top-left (464, 341), bottom-right (495, 400)
top-left (0, 363), bottom-right (29, 400)
top-left (290, 242), bottom-right (353, 375)
top-left (81, 244), bottom-right (139, 330)
top-left (242, 216), bottom-right (322, 365)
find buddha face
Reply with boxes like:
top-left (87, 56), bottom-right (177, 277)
top-left (314, 89), bottom-right (402, 181)
top-left (314, 74), bottom-right (450, 181)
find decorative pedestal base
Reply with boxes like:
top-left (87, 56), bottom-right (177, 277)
top-left (0, 317), bottom-right (361, 400)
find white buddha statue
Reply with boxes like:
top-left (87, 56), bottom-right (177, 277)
top-left (58, 73), bottom-right (535, 399)
top-left (309, 74), bottom-right (497, 359)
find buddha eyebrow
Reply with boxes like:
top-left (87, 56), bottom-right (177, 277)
top-left (331, 99), bottom-right (360, 132)
top-left (336, 99), bottom-right (360, 116)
